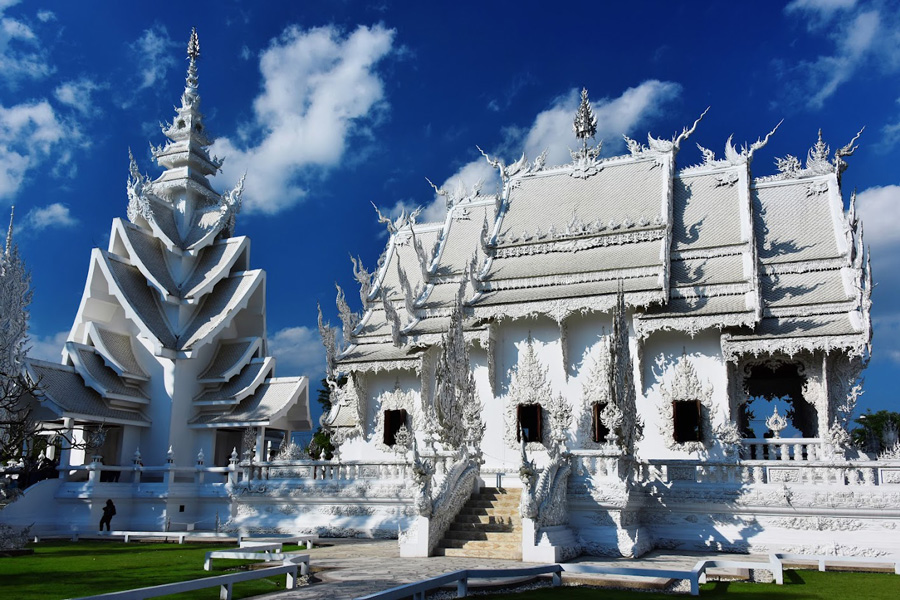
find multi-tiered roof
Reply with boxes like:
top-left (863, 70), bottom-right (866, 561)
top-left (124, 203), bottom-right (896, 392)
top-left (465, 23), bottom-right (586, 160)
top-left (327, 93), bottom-right (871, 393)
top-left (28, 30), bottom-right (309, 450)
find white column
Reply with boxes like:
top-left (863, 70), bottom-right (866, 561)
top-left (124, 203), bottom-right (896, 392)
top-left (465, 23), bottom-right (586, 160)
top-left (58, 417), bottom-right (75, 470)
top-left (255, 427), bottom-right (266, 461)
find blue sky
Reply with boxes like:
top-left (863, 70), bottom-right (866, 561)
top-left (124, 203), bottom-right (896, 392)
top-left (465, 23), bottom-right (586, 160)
top-left (2, 0), bottom-right (899, 416)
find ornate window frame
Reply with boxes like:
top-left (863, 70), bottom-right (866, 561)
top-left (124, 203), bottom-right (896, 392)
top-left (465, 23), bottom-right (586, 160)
top-left (657, 354), bottom-right (714, 452)
top-left (504, 338), bottom-right (553, 452)
top-left (372, 382), bottom-right (419, 453)
top-left (577, 336), bottom-right (615, 449)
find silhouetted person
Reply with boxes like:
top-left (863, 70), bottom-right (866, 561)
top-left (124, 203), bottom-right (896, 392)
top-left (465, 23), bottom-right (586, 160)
top-left (99, 499), bottom-right (116, 531)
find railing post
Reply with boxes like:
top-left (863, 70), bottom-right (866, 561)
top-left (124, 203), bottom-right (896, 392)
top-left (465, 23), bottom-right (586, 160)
top-left (88, 454), bottom-right (102, 485)
top-left (457, 574), bottom-right (468, 597)
top-left (219, 581), bottom-right (232, 600)
top-left (228, 448), bottom-right (239, 485)
top-left (285, 563), bottom-right (297, 589)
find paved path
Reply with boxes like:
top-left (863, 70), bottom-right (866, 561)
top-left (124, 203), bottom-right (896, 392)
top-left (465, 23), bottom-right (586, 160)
top-left (252, 539), bottom-right (773, 600)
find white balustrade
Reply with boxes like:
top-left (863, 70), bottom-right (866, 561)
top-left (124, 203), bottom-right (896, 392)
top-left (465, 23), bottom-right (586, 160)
top-left (742, 438), bottom-right (821, 461)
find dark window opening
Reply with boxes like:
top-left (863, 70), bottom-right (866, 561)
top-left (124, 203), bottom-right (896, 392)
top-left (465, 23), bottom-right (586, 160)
top-left (741, 362), bottom-right (817, 439)
top-left (517, 404), bottom-right (543, 443)
top-left (592, 403), bottom-right (610, 443)
top-left (383, 409), bottom-right (408, 447)
top-left (673, 400), bottom-right (702, 443)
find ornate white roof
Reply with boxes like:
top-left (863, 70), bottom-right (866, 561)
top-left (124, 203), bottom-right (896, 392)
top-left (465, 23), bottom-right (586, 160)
top-left (332, 100), bottom-right (870, 369)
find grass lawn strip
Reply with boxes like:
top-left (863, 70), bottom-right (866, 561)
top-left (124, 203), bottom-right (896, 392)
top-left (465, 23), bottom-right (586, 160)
top-left (479, 569), bottom-right (900, 599)
top-left (0, 541), bottom-right (309, 600)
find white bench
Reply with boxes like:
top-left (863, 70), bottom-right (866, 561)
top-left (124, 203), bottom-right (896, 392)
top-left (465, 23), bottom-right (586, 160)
top-left (203, 542), bottom-right (310, 573)
top-left (563, 556), bottom-right (781, 596)
top-left (772, 552), bottom-right (900, 575)
top-left (235, 533), bottom-right (317, 549)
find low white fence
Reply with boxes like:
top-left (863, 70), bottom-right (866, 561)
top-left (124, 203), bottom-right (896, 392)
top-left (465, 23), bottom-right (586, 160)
top-left (355, 565), bottom-right (563, 600)
top-left (68, 559), bottom-right (305, 600)
top-left (742, 438), bottom-right (822, 461)
top-left (358, 553), bottom-right (900, 598)
top-left (634, 458), bottom-right (899, 486)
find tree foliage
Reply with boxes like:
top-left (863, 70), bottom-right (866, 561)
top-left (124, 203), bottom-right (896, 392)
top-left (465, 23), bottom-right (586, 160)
top-left (0, 226), bottom-right (38, 478)
top-left (852, 410), bottom-right (900, 454)
top-left (308, 378), bottom-right (339, 460)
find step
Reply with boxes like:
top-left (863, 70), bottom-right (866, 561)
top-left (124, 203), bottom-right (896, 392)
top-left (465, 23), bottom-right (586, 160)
top-left (437, 547), bottom-right (523, 560)
top-left (479, 487), bottom-right (521, 495)
top-left (454, 514), bottom-right (521, 526)
top-left (458, 506), bottom-right (518, 517)
top-left (448, 522), bottom-right (518, 534)
top-left (439, 538), bottom-right (521, 551)
top-left (442, 529), bottom-right (520, 542)
top-left (465, 499), bottom-right (520, 509)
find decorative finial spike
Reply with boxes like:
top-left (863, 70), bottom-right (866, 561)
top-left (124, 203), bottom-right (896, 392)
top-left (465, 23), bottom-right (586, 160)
top-left (184, 28), bottom-right (200, 96)
top-left (573, 87), bottom-right (598, 149)
top-left (187, 27), bottom-right (200, 61)
top-left (5, 206), bottom-right (14, 256)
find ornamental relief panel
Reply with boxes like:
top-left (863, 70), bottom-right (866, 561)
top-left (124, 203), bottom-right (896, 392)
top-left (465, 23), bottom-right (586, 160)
top-left (657, 354), bottom-right (715, 453)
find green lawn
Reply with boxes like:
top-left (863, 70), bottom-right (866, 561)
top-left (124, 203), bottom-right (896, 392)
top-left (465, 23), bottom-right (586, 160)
top-left (0, 540), bottom-right (310, 600)
top-left (488, 569), bottom-right (900, 599)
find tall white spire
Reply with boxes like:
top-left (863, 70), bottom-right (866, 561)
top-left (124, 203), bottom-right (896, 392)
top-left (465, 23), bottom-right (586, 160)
top-left (5, 206), bottom-right (14, 257)
top-left (184, 27), bottom-right (200, 104)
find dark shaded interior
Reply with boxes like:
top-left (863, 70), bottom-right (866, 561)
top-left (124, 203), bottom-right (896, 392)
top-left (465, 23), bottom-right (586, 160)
top-left (517, 404), bottom-right (542, 443)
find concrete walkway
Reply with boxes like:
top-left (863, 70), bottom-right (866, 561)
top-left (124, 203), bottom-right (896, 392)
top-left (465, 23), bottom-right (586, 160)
top-left (252, 539), bottom-right (774, 599)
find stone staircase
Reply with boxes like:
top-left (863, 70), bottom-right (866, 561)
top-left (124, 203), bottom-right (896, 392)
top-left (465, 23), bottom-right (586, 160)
top-left (434, 487), bottom-right (522, 560)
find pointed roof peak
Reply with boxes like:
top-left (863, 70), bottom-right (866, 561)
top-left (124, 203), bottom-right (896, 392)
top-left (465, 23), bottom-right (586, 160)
top-left (573, 88), bottom-right (597, 145)
top-left (5, 206), bottom-right (14, 256)
top-left (187, 27), bottom-right (200, 61)
top-left (183, 28), bottom-right (201, 101)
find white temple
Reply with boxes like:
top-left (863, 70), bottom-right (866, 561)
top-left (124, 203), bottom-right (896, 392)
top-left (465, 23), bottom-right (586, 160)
top-left (2, 30), bottom-right (310, 532)
top-left (302, 89), bottom-right (894, 560)
top-left (4, 33), bottom-right (899, 564)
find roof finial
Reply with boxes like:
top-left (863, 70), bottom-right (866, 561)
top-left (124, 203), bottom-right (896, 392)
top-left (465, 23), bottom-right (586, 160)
top-left (185, 28), bottom-right (200, 93)
top-left (573, 88), bottom-right (598, 154)
top-left (5, 206), bottom-right (14, 257)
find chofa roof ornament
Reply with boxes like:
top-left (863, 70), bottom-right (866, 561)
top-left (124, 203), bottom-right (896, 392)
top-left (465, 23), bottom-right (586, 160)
top-left (573, 87), bottom-right (598, 158)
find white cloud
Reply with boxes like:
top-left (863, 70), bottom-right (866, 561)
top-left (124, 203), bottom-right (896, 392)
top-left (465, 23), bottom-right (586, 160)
top-left (393, 81), bottom-right (681, 223)
top-left (54, 78), bottom-right (104, 116)
top-left (856, 185), bottom-right (900, 250)
top-left (27, 329), bottom-right (67, 363)
top-left (782, 4), bottom-right (900, 108)
top-left (0, 1), bottom-right (52, 84)
top-left (856, 185), bottom-right (900, 363)
top-left (211, 24), bottom-right (395, 215)
top-left (523, 81), bottom-right (683, 167)
top-left (879, 97), bottom-right (900, 150)
top-left (785, 0), bottom-right (856, 18)
top-left (268, 325), bottom-right (326, 382)
top-left (129, 25), bottom-right (177, 93)
top-left (22, 202), bottom-right (77, 232)
top-left (36, 10), bottom-right (54, 22)
top-left (0, 100), bottom-right (66, 200)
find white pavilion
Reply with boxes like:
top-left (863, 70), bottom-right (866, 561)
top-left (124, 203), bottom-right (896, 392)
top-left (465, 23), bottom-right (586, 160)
top-left (2, 30), bottom-right (310, 533)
